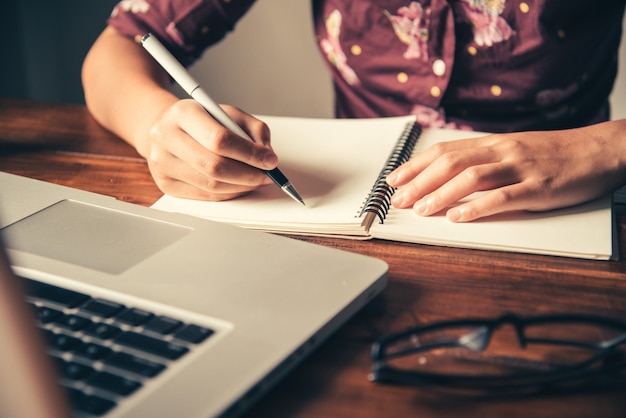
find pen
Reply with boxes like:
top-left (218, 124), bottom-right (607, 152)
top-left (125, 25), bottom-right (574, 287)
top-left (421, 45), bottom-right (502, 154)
top-left (140, 33), bottom-right (305, 206)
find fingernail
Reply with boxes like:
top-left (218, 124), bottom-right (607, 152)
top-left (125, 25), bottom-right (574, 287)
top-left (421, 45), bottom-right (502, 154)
top-left (391, 190), bottom-right (404, 206)
top-left (414, 199), bottom-right (427, 215)
top-left (386, 172), bottom-right (398, 185)
top-left (447, 207), bottom-right (461, 222)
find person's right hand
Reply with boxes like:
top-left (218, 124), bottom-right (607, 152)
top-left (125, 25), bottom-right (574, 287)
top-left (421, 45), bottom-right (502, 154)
top-left (144, 99), bottom-right (278, 200)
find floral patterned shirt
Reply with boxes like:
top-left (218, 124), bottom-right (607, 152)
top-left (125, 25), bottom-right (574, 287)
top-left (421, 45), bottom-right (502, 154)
top-left (109, 0), bottom-right (626, 132)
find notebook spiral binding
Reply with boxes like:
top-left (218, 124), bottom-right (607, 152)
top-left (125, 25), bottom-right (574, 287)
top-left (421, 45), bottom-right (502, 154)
top-left (358, 122), bottom-right (422, 230)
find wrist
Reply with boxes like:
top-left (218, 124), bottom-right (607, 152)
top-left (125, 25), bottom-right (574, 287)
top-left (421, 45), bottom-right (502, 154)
top-left (131, 91), bottom-right (179, 158)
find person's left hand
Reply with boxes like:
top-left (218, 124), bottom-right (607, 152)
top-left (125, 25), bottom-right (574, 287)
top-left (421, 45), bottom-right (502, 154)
top-left (386, 121), bottom-right (626, 222)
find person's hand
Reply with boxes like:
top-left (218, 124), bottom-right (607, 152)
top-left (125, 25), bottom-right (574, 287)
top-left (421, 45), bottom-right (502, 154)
top-left (144, 99), bottom-right (277, 200)
top-left (386, 122), bottom-right (626, 222)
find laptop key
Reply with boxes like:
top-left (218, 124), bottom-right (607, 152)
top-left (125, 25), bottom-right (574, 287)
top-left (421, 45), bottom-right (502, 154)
top-left (116, 307), bottom-right (154, 326)
top-left (65, 387), bottom-right (116, 416)
top-left (53, 356), bottom-right (95, 381)
top-left (81, 298), bottom-right (125, 318)
top-left (22, 278), bottom-right (90, 308)
top-left (44, 330), bottom-right (83, 351)
top-left (53, 314), bottom-right (92, 331)
top-left (174, 324), bottom-right (215, 344)
top-left (88, 371), bottom-right (142, 396)
top-left (34, 305), bottom-right (63, 324)
top-left (104, 351), bottom-right (166, 377)
top-left (115, 331), bottom-right (189, 360)
top-left (84, 322), bottom-right (122, 340)
top-left (73, 342), bottom-right (113, 361)
top-left (143, 315), bottom-right (183, 334)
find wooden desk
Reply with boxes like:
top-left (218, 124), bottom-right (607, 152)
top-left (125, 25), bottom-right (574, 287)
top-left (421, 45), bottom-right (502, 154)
top-left (2, 99), bottom-right (626, 417)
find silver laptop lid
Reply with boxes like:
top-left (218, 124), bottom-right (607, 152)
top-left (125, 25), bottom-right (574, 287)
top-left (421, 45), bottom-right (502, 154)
top-left (0, 171), bottom-right (388, 417)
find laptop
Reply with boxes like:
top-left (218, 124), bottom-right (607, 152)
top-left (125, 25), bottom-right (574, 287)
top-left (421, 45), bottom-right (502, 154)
top-left (0, 171), bottom-right (388, 417)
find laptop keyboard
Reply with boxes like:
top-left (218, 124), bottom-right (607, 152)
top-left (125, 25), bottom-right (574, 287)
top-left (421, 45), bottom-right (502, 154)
top-left (21, 277), bottom-right (215, 416)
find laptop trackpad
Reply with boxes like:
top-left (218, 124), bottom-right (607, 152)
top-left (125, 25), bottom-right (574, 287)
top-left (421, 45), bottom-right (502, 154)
top-left (2, 200), bottom-right (190, 274)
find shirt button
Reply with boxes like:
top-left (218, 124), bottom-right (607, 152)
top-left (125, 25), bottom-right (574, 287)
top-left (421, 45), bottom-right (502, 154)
top-left (490, 85), bottom-right (502, 96)
top-left (519, 2), bottom-right (530, 13)
top-left (397, 72), bottom-right (409, 83)
top-left (432, 59), bottom-right (446, 77)
top-left (351, 45), bottom-right (362, 56)
top-left (430, 86), bottom-right (441, 97)
top-left (467, 46), bottom-right (478, 56)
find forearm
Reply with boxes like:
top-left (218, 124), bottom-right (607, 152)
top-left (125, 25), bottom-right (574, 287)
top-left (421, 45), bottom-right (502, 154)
top-left (82, 27), bottom-right (178, 158)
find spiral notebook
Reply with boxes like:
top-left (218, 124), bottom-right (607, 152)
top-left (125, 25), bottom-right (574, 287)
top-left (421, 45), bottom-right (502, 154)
top-left (152, 115), bottom-right (615, 260)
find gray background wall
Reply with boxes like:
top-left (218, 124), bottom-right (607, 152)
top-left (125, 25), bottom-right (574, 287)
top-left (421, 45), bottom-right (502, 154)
top-left (1, 1), bottom-right (624, 120)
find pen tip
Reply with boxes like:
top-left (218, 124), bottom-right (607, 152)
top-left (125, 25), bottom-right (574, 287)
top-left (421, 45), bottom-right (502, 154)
top-left (294, 195), bottom-right (306, 206)
top-left (283, 184), bottom-right (305, 206)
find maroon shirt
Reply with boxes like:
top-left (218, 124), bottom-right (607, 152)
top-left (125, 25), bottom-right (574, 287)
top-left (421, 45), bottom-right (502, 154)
top-left (109, 0), bottom-right (625, 132)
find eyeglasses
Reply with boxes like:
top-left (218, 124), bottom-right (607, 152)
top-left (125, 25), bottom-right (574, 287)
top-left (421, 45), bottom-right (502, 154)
top-left (370, 313), bottom-right (626, 395)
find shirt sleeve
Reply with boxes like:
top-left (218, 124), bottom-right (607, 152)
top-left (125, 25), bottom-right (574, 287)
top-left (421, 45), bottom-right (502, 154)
top-left (108, 0), bottom-right (257, 66)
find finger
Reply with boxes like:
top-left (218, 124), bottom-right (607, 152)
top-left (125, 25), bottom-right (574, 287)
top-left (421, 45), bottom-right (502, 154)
top-left (148, 129), bottom-right (272, 191)
top-left (157, 176), bottom-right (256, 201)
top-left (149, 148), bottom-right (268, 199)
top-left (412, 162), bottom-right (520, 216)
top-left (222, 105), bottom-right (273, 148)
top-left (391, 146), bottom-right (499, 208)
top-left (173, 101), bottom-right (278, 171)
top-left (445, 183), bottom-right (539, 222)
top-left (171, 135), bottom-right (273, 187)
top-left (387, 135), bottom-right (494, 187)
